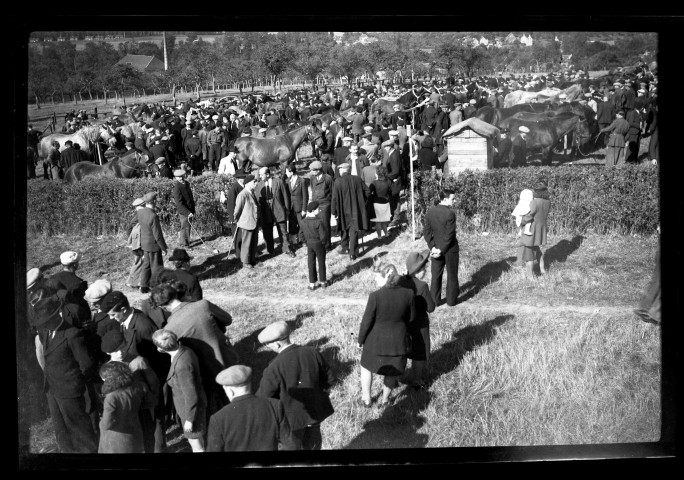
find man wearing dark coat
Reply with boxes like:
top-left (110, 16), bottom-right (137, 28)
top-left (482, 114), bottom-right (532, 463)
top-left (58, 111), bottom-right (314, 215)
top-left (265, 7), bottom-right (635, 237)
top-left (256, 321), bottom-right (335, 450)
top-left (385, 142), bottom-right (403, 221)
top-left (423, 189), bottom-right (460, 307)
top-left (50, 251), bottom-right (90, 325)
top-left (172, 169), bottom-right (196, 249)
top-left (434, 105), bottom-right (450, 157)
top-left (256, 167), bottom-right (294, 257)
top-left (596, 96), bottom-right (616, 148)
top-left (32, 295), bottom-right (99, 453)
top-left (331, 163), bottom-right (370, 260)
top-left (60, 141), bottom-right (80, 170)
top-left (309, 161), bottom-right (334, 249)
top-left (421, 103), bottom-right (438, 136)
top-left (284, 164), bottom-right (309, 246)
top-left (511, 126), bottom-right (529, 167)
top-left (207, 365), bottom-right (298, 452)
top-left (625, 108), bottom-right (642, 163)
top-left (184, 130), bottom-right (203, 176)
top-left (137, 192), bottom-right (168, 294)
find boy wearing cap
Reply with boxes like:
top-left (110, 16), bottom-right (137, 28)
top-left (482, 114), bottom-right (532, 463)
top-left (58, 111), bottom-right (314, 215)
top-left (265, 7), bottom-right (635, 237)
top-left (172, 169), bottom-right (196, 249)
top-left (138, 192), bottom-right (168, 294)
top-left (207, 365), bottom-right (298, 452)
top-left (300, 201), bottom-right (329, 290)
top-left (256, 321), bottom-right (335, 450)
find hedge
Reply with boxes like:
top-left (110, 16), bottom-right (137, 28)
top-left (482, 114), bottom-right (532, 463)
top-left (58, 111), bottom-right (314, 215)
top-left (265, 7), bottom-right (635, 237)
top-left (408, 164), bottom-right (660, 236)
top-left (27, 165), bottom-right (659, 237)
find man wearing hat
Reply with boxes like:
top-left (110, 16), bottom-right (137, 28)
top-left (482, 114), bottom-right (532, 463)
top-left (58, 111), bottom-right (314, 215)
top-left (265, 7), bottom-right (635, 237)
top-left (125, 198), bottom-right (146, 289)
top-left (256, 166), bottom-right (294, 258)
top-left (33, 295), bottom-right (99, 453)
top-left (60, 140), bottom-right (79, 171)
top-left (298, 201), bottom-right (328, 290)
top-left (167, 248), bottom-right (203, 302)
top-left (184, 129), bottom-right (203, 176)
top-left (51, 251), bottom-right (88, 311)
top-left (421, 99), bottom-right (438, 136)
top-left (154, 157), bottom-right (172, 179)
top-left (256, 321), bottom-right (335, 450)
top-left (149, 136), bottom-right (169, 169)
top-left (207, 365), bottom-right (298, 451)
top-left (596, 94), bottom-right (616, 148)
top-left (207, 124), bottom-right (224, 172)
top-left (331, 162), bottom-right (370, 261)
top-left (285, 100), bottom-right (299, 124)
top-left (402, 250), bottom-right (435, 388)
top-left (234, 173), bottom-right (260, 268)
top-left (138, 192), bottom-right (168, 294)
top-left (172, 168), bottom-right (196, 249)
top-left (464, 99), bottom-right (477, 120)
top-left (84, 279), bottom-right (118, 342)
top-left (511, 125), bottom-right (529, 167)
top-left (434, 104), bottom-right (450, 157)
top-left (599, 110), bottom-right (630, 167)
top-left (309, 160), bottom-right (334, 250)
top-left (333, 136), bottom-right (353, 178)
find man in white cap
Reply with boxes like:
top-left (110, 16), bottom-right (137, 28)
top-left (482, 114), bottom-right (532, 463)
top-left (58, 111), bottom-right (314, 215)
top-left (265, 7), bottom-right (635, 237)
top-left (464, 99), bottom-right (477, 119)
top-left (172, 169), bottom-right (196, 249)
top-left (51, 251), bottom-right (90, 317)
top-left (511, 125), bottom-right (529, 167)
top-left (256, 321), bottom-right (335, 450)
top-left (207, 365), bottom-right (298, 452)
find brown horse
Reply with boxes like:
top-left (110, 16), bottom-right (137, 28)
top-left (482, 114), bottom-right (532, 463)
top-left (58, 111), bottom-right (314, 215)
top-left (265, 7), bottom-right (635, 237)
top-left (63, 149), bottom-right (148, 183)
top-left (234, 123), bottom-right (323, 173)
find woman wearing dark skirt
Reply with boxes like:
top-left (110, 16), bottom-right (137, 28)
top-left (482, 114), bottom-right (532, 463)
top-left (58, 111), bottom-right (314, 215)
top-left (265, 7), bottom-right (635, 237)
top-left (358, 262), bottom-right (415, 408)
top-left (401, 250), bottom-right (435, 389)
top-left (520, 180), bottom-right (551, 276)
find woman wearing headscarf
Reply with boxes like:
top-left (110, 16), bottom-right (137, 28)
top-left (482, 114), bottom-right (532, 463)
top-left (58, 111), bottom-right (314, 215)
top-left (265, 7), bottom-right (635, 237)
top-left (519, 180), bottom-right (551, 276)
top-left (357, 262), bottom-right (415, 408)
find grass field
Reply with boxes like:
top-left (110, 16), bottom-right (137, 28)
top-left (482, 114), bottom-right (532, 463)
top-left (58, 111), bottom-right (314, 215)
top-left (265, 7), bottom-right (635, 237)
top-left (21, 214), bottom-right (662, 453)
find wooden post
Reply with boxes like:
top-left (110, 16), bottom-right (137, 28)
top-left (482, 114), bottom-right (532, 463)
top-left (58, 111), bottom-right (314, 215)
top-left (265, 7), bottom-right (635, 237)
top-left (408, 125), bottom-right (415, 242)
top-left (96, 139), bottom-right (103, 165)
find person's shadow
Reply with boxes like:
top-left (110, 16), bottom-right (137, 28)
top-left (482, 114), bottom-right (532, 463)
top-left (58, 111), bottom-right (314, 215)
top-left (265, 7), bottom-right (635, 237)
top-left (343, 314), bottom-right (514, 449)
top-left (457, 256), bottom-right (517, 304)
top-left (191, 251), bottom-right (242, 280)
top-left (328, 251), bottom-right (388, 286)
top-left (543, 235), bottom-right (585, 271)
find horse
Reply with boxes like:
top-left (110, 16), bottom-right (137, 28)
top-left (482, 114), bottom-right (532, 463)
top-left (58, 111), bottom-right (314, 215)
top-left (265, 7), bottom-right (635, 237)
top-left (63, 149), bottom-right (149, 183)
top-left (474, 104), bottom-right (538, 127)
top-left (234, 123), bottom-right (323, 173)
top-left (38, 125), bottom-right (102, 162)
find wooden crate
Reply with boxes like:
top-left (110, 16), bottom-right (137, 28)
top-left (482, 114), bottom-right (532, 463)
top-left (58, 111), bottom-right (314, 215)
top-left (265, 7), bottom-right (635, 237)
top-left (446, 128), bottom-right (492, 175)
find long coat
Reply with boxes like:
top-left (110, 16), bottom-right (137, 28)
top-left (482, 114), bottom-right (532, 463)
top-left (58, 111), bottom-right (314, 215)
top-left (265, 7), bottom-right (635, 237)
top-left (256, 344), bottom-right (335, 431)
top-left (206, 394), bottom-right (297, 452)
top-left (358, 285), bottom-right (415, 355)
top-left (225, 181), bottom-right (244, 224)
top-left (256, 177), bottom-right (290, 224)
top-left (122, 309), bottom-right (171, 385)
top-left (164, 300), bottom-right (238, 383)
top-left (40, 324), bottom-right (98, 398)
top-left (136, 207), bottom-right (168, 252)
top-left (98, 383), bottom-right (146, 453)
top-left (521, 196), bottom-right (550, 247)
top-left (166, 346), bottom-right (207, 427)
top-left (331, 174), bottom-right (370, 232)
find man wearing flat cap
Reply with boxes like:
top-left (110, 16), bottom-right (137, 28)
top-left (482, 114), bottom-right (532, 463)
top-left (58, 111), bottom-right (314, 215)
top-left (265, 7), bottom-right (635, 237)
top-left (331, 162), bottom-right (370, 261)
top-left (309, 160), bottom-right (335, 250)
top-left (138, 192), bottom-right (168, 294)
top-left (33, 296), bottom-right (99, 453)
top-left (207, 365), bottom-right (298, 451)
top-left (50, 251), bottom-right (90, 320)
top-left (167, 248), bottom-right (203, 302)
top-left (511, 126), bottom-right (529, 168)
top-left (172, 169), bottom-right (196, 250)
top-left (257, 321), bottom-right (335, 450)
top-left (234, 173), bottom-right (260, 268)
top-left (256, 166), bottom-right (294, 258)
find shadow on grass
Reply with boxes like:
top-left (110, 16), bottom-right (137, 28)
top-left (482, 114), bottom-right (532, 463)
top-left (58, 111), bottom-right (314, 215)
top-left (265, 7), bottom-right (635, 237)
top-left (191, 251), bottom-right (243, 281)
top-left (328, 251), bottom-right (388, 286)
top-left (457, 256), bottom-right (517, 303)
top-left (543, 235), bottom-right (585, 270)
top-left (343, 314), bottom-right (514, 449)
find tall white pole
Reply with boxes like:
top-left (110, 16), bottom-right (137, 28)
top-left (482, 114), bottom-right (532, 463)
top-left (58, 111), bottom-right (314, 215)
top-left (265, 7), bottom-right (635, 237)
top-left (407, 125), bottom-right (415, 242)
top-left (163, 31), bottom-right (168, 71)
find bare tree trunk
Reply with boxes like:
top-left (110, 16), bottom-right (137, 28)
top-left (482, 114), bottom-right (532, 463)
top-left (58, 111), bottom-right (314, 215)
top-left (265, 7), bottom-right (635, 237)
top-left (35, 94), bottom-right (41, 109)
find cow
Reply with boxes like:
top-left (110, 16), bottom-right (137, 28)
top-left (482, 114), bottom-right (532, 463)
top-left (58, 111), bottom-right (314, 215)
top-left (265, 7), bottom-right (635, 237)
top-left (500, 111), bottom-right (594, 166)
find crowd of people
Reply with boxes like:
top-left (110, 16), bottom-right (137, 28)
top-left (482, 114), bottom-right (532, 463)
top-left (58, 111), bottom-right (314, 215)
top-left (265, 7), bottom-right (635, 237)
top-left (27, 63), bottom-right (658, 181)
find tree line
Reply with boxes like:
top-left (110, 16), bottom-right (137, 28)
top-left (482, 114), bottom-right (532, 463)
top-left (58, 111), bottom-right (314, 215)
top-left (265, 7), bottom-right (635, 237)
top-left (27, 32), bottom-right (657, 107)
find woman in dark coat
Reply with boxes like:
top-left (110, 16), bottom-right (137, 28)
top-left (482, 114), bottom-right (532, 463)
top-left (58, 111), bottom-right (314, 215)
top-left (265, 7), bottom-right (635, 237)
top-left (417, 135), bottom-right (440, 171)
top-left (98, 361), bottom-right (146, 453)
top-left (400, 251), bottom-right (435, 389)
top-left (520, 180), bottom-right (551, 276)
top-left (358, 262), bottom-right (415, 408)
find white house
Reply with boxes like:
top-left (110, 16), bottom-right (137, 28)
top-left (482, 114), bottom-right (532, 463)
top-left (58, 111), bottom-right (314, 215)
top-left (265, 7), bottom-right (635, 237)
top-left (479, 36), bottom-right (489, 46)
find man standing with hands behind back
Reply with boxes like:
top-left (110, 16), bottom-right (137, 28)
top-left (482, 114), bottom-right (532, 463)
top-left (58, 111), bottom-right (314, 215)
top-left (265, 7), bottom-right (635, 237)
top-left (423, 189), bottom-right (460, 307)
top-left (172, 169), bottom-right (195, 249)
top-left (138, 192), bottom-right (168, 294)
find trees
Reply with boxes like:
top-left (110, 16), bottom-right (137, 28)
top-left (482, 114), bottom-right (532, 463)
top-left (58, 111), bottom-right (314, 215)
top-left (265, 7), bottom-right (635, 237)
top-left (255, 37), bottom-right (296, 91)
top-left (435, 42), bottom-right (490, 77)
top-left (328, 44), bottom-right (365, 85)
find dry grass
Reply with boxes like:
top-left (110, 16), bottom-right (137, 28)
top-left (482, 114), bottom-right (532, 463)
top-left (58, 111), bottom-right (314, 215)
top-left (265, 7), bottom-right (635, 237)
top-left (22, 217), bottom-right (661, 453)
